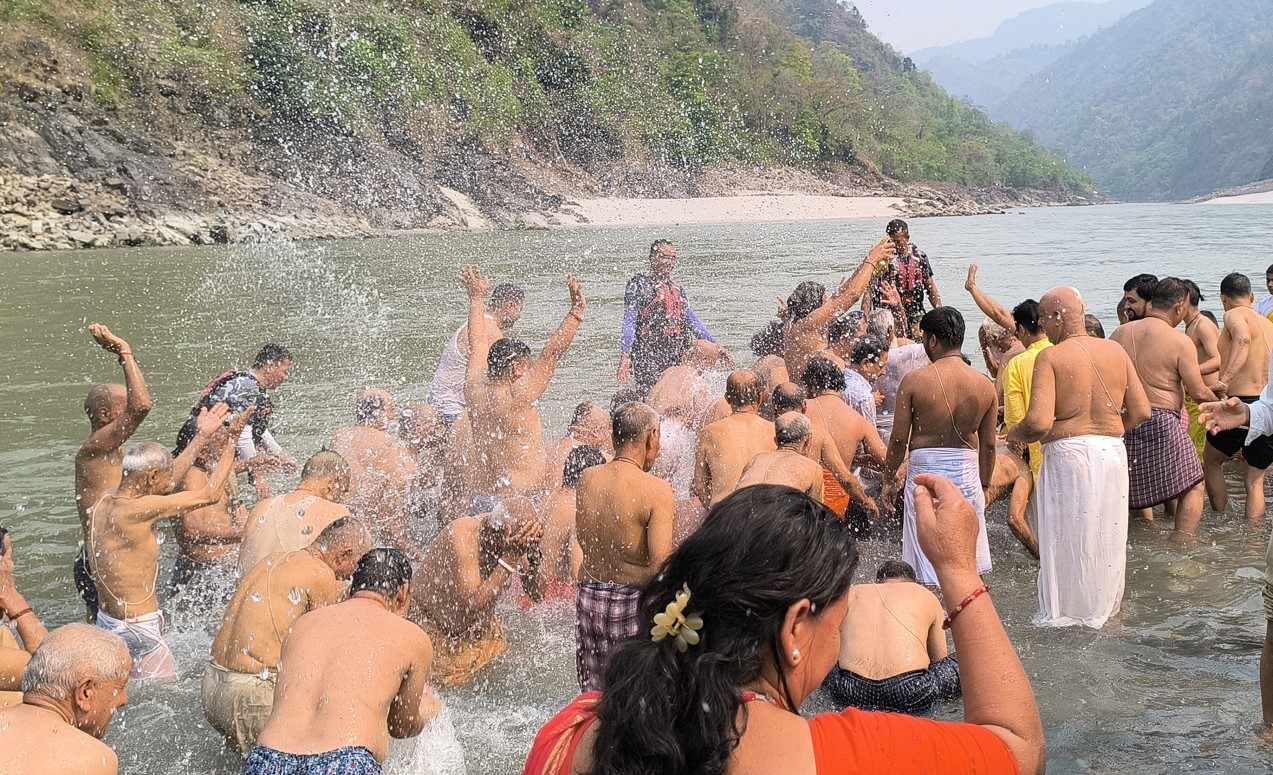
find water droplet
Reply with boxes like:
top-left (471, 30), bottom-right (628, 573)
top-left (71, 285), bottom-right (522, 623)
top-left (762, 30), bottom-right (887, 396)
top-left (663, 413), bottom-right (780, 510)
top-left (155, 533), bottom-right (166, 545)
top-left (251, 592), bottom-right (263, 603)
top-left (288, 587), bottom-right (302, 605)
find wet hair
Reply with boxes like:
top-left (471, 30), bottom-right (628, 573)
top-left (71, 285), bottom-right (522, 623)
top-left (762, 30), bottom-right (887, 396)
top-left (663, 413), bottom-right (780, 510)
top-left (610, 389), bottom-right (641, 416)
top-left (1221, 272), bottom-right (1252, 299)
top-left (980, 319), bottom-right (1013, 346)
top-left (589, 485), bottom-right (858, 775)
top-left (724, 370), bottom-right (763, 410)
top-left (350, 547), bottom-right (413, 596)
top-left (23, 624), bottom-right (130, 699)
top-left (1012, 299), bottom-right (1042, 336)
top-left (649, 239), bottom-right (673, 256)
top-left (849, 335), bottom-right (888, 366)
top-left (828, 311), bottom-right (866, 345)
top-left (774, 412), bottom-right (812, 446)
top-left (488, 338), bottom-right (532, 377)
top-left (489, 283), bottom-right (524, 308)
top-left (866, 309), bottom-right (896, 343)
top-left (313, 517), bottom-right (371, 554)
top-left (253, 343), bottom-right (292, 369)
top-left (801, 356), bottom-right (845, 393)
top-left (919, 306), bottom-right (965, 349)
top-left (876, 559), bottom-right (917, 582)
top-left (355, 389), bottom-right (393, 424)
top-left (1201, 310), bottom-right (1218, 325)
top-left (301, 450), bottom-right (349, 482)
top-left (749, 320), bottom-right (785, 358)
top-left (570, 401), bottom-right (603, 430)
top-left (612, 402), bottom-right (659, 448)
top-left (886, 218), bottom-right (909, 237)
top-left (786, 281), bottom-right (826, 322)
top-left (563, 444), bottom-right (605, 487)
top-left (121, 441), bottom-right (172, 477)
top-left (1183, 279), bottom-right (1204, 306)
top-left (1150, 277), bottom-right (1189, 308)
top-left (770, 382), bottom-right (806, 414)
top-left (1123, 273), bottom-right (1158, 300)
top-left (1084, 314), bottom-right (1106, 339)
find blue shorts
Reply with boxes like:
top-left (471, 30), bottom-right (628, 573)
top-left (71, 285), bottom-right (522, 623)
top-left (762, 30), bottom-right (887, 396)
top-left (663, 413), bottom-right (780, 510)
top-left (241, 745), bottom-right (381, 774)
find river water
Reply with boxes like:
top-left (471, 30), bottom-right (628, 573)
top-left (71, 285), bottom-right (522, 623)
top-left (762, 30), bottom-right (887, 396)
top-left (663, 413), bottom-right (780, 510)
top-left (3, 201), bottom-right (1273, 774)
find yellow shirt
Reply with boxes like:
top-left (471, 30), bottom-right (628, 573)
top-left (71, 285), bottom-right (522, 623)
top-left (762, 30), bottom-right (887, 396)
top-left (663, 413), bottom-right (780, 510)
top-left (1003, 338), bottom-right (1053, 479)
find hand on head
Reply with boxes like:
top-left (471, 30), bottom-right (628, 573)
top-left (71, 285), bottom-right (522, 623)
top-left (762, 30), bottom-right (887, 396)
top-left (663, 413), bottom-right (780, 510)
top-left (460, 265), bottom-right (490, 300)
top-left (88, 323), bottom-right (129, 355)
top-left (912, 473), bottom-right (980, 578)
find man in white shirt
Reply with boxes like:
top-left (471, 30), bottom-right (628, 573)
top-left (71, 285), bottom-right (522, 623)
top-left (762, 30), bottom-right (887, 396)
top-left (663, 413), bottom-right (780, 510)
top-left (427, 283), bottom-right (524, 426)
top-left (1256, 264), bottom-right (1273, 318)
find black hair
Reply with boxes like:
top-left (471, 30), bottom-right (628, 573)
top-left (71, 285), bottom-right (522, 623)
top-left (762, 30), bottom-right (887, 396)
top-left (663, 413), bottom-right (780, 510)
top-left (1221, 272), bottom-right (1252, 299)
top-left (919, 306), bottom-right (965, 349)
top-left (1201, 310), bottom-right (1218, 325)
top-left (786, 281), bottom-right (826, 322)
top-left (1011, 299), bottom-right (1042, 336)
top-left (770, 382), bottom-right (806, 414)
top-left (570, 401), bottom-right (601, 429)
top-left (849, 335), bottom-right (888, 366)
top-left (610, 389), bottom-right (641, 416)
top-left (801, 356), bottom-right (845, 394)
top-left (650, 239), bottom-right (673, 256)
top-left (876, 559), bottom-right (917, 582)
top-left (724, 371), bottom-right (763, 410)
top-left (590, 485), bottom-right (858, 775)
top-left (1123, 273), bottom-right (1158, 299)
top-left (1183, 279), bottom-right (1204, 306)
top-left (1084, 314), bottom-right (1106, 339)
top-left (1151, 277), bottom-right (1189, 308)
top-left (612, 402), bottom-right (658, 448)
top-left (749, 320), bottom-right (785, 358)
top-left (886, 218), bottom-right (909, 237)
top-left (563, 445), bottom-right (605, 488)
top-left (487, 338), bottom-right (532, 377)
top-left (828, 311), bottom-right (866, 345)
top-left (489, 283), bottom-right (524, 307)
top-left (253, 343), bottom-right (292, 369)
top-left (350, 547), bottom-right (412, 595)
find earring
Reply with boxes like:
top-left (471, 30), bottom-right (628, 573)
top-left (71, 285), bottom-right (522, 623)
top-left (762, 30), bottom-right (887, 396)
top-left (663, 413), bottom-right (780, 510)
top-left (792, 649), bottom-right (800, 661)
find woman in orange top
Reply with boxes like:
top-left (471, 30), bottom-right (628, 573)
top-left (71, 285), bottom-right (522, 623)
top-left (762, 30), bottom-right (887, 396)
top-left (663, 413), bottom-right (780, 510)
top-left (522, 480), bottom-right (1044, 775)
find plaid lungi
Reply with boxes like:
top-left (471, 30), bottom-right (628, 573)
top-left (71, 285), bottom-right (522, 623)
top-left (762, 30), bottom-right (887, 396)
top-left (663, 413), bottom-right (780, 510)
top-left (575, 581), bottom-right (641, 693)
top-left (1125, 407), bottom-right (1204, 510)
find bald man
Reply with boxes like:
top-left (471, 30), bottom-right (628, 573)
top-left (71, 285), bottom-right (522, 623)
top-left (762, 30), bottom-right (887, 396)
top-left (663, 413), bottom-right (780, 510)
top-left (575, 402), bottom-right (675, 692)
top-left (412, 498), bottom-right (543, 686)
top-left (736, 412), bottom-right (825, 501)
top-left (769, 381), bottom-right (869, 521)
top-left (239, 450), bottom-right (353, 574)
top-left (0, 624), bottom-right (131, 775)
top-left (693, 371), bottom-right (778, 508)
top-left (645, 339), bottom-right (725, 428)
top-left (1008, 286), bottom-right (1150, 629)
top-left (205, 518), bottom-right (372, 753)
top-left (328, 389), bottom-right (418, 558)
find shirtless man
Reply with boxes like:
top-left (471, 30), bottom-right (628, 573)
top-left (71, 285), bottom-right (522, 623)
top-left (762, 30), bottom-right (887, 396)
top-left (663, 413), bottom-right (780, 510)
top-left (399, 402), bottom-right (448, 527)
top-left (645, 340), bottom-right (724, 428)
top-left (89, 411), bottom-right (249, 679)
top-left (575, 402), bottom-right (674, 692)
top-left (542, 402), bottom-right (612, 492)
top-left (801, 359), bottom-right (887, 524)
top-left (239, 450), bottom-right (352, 574)
top-left (823, 560), bottom-right (959, 716)
top-left (1, 532), bottom-right (48, 706)
top-left (769, 382), bottom-right (866, 514)
top-left (428, 282), bottom-right (523, 427)
top-left (204, 518), bottom-right (371, 753)
top-left (462, 264), bottom-right (585, 508)
top-left (1204, 272), bottom-right (1273, 519)
top-left (1110, 278), bottom-right (1217, 534)
top-left (536, 446), bottom-right (606, 605)
top-left (1182, 280), bottom-right (1221, 458)
top-left (886, 307), bottom-right (997, 586)
top-left (74, 324), bottom-right (153, 621)
top-left (246, 549), bottom-right (438, 773)
top-left (693, 371), bottom-right (777, 508)
top-left (169, 421), bottom-right (249, 607)
top-left (0, 625), bottom-right (131, 775)
top-left (328, 389), bottom-right (419, 556)
top-left (736, 412), bottom-right (824, 501)
top-left (782, 246), bottom-right (881, 381)
top-left (413, 498), bottom-right (543, 686)
top-left (1008, 286), bottom-right (1151, 629)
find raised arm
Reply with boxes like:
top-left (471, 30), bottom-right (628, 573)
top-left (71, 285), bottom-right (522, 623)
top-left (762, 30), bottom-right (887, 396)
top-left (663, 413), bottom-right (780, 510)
top-left (176, 470), bottom-right (244, 544)
top-left (138, 410), bottom-right (250, 523)
top-left (795, 253), bottom-right (883, 336)
top-left (1216, 310), bottom-right (1251, 395)
top-left (517, 274), bottom-right (586, 405)
top-left (1006, 352), bottom-right (1056, 446)
top-left (171, 404), bottom-right (230, 485)
top-left (461, 265), bottom-right (493, 407)
top-left (914, 475), bottom-right (1045, 774)
top-left (964, 265), bottom-right (1014, 332)
top-left (78, 324), bottom-right (153, 458)
top-left (0, 535), bottom-right (48, 656)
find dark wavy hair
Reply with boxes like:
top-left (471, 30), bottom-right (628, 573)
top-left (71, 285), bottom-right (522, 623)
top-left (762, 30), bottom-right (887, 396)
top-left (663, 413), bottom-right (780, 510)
top-left (786, 281), bottom-right (826, 322)
top-left (589, 485), bottom-right (859, 775)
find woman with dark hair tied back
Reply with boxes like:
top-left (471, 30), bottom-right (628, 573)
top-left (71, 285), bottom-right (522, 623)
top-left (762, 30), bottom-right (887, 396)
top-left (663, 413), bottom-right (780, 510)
top-left (522, 479), bottom-right (1045, 775)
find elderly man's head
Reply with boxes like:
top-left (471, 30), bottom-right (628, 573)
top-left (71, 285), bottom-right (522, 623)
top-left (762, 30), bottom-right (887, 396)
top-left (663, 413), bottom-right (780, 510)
top-left (120, 441), bottom-right (176, 495)
top-left (568, 402), bottom-right (611, 448)
top-left (355, 388), bottom-right (395, 430)
top-left (774, 412), bottom-right (812, 452)
top-left (1039, 287), bottom-right (1086, 344)
top-left (83, 384), bottom-right (127, 431)
top-left (23, 624), bottom-right (131, 739)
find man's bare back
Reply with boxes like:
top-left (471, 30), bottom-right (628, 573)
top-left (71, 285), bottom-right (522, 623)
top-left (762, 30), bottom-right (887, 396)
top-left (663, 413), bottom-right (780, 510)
top-left (576, 461), bottom-right (674, 587)
top-left (1030, 338), bottom-right (1145, 442)
top-left (838, 580), bottom-right (946, 679)
top-left (1111, 317), bottom-right (1212, 411)
top-left (737, 449), bottom-right (823, 501)
top-left (888, 356), bottom-right (997, 489)
top-left (693, 412), bottom-right (777, 507)
top-left (240, 491), bottom-right (350, 575)
top-left (1218, 305), bottom-right (1273, 397)
top-left (328, 425), bottom-right (416, 548)
top-left (646, 364), bottom-right (716, 426)
top-left (804, 396), bottom-right (886, 471)
top-left (539, 487), bottom-right (582, 589)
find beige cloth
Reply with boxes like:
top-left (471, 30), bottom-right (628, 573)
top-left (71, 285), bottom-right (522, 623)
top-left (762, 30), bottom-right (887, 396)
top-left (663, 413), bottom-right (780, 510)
top-left (201, 660), bottom-right (275, 754)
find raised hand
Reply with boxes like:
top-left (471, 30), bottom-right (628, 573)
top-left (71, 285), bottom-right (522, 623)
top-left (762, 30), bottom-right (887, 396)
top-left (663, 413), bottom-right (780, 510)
top-left (1199, 397), bottom-right (1249, 433)
top-left (88, 323), bottom-right (130, 355)
top-left (880, 282), bottom-right (902, 309)
top-left (965, 264), bottom-right (979, 292)
top-left (567, 273), bottom-right (586, 312)
top-left (225, 406), bottom-right (255, 443)
top-left (460, 265), bottom-right (490, 300)
top-left (834, 275), bottom-right (855, 298)
top-left (194, 403), bottom-right (231, 438)
top-left (912, 473), bottom-right (980, 577)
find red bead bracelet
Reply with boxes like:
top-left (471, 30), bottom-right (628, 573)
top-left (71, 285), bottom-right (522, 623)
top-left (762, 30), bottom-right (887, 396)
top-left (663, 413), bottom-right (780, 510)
top-left (942, 584), bottom-right (991, 630)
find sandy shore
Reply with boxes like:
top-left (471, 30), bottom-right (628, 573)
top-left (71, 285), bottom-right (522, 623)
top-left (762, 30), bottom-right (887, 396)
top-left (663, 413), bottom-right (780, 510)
top-left (556, 193), bottom-right (907, 228)
top-left (1198, 191), bottom-right (1273, 205)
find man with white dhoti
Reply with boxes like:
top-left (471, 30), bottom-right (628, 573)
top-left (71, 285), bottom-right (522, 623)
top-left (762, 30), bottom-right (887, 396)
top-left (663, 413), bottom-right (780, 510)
top-left (885, 307), bottom-right (998, 586)
top-left (1008, 287), bottom-right (1151, 629)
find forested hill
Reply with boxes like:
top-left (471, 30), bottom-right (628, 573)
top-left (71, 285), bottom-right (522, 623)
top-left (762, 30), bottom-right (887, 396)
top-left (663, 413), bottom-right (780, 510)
top-left (996, 0), bottom-right (1273, 201)
top-left (0, 0), bottom-right (1090, 242)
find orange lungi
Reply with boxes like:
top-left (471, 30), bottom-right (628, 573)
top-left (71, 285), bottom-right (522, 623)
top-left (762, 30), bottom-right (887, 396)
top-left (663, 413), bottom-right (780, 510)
top-left (822, 469), bottom-right (848, 517)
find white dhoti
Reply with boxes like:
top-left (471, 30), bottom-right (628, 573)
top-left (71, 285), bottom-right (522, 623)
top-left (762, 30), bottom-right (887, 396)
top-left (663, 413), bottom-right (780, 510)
top-left (904, 448), bottom-right (991, 586)
top-left (95, 609), bottom-right (177, 679)
top-left (1035, 435), bottom-right (1128, 629)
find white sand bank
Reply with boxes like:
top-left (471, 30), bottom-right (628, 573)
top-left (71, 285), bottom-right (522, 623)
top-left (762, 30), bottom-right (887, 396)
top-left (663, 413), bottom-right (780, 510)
top-left (556, 194), bottom-right (906, 228)
top-left (1197, 191), bottom-right (1273, 205)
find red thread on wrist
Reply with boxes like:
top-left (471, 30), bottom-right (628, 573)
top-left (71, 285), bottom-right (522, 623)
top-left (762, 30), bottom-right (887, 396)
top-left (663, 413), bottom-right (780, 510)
top-left (8, 607), bottom-right (33, 621)
top-left (942, 584), bottom-right (991, 630)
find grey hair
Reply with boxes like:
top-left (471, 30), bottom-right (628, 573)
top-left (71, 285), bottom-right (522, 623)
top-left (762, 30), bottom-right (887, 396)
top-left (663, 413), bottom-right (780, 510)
top-left (23, 624), bottom-right (130, 699)
top-left (867, 309), bottom-right (896, 344)
top-left (980, 318), bottom-right (1013, 345)
top-left (121, 441), bottom-right (172, 477)
top-left (774, 412), bottom-right (812, 446)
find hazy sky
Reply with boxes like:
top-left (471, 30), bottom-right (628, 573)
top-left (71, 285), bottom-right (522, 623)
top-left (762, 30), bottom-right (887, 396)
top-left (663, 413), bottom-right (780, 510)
top-left (854, 0), bottom-right (1076, 52)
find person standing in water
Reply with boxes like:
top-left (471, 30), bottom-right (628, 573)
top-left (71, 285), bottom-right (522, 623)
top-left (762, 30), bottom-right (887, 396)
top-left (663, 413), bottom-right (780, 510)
top-left (736, 412), bottom-right (825, 502)
top-left (617, 240), bottom-right (726, 395)
top-left (864, 219), bottom-right (942, 340)
top-left (427, 281), bottom-right (524, 429)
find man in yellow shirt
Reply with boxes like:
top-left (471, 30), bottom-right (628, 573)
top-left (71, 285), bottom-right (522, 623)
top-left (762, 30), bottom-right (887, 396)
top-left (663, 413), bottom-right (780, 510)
top-left (1002, 299), bottom-right (1052, 480)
